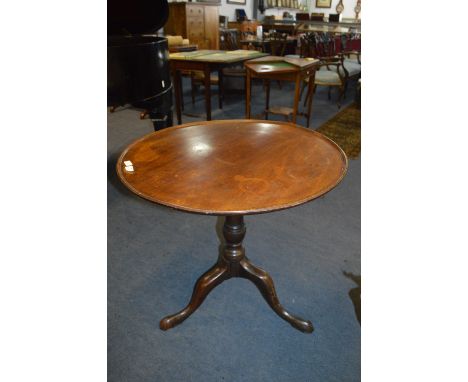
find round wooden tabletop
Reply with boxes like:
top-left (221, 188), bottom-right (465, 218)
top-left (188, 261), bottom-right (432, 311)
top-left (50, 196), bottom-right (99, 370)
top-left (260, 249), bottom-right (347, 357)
top-left (117, 120), bottom-right (347, 215)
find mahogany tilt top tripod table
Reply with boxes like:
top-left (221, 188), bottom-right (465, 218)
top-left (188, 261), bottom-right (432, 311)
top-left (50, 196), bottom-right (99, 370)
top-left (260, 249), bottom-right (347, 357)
top-left (117, 120), bottom-right (347, 333)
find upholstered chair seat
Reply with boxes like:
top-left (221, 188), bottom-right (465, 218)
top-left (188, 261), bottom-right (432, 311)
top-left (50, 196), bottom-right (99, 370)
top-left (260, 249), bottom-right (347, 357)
top-left (338, 60), bottom-right (361, 77)
top-left (313, 68), bottom-right (342, 85)
top-left (344, 56), bottom-right (360, 64)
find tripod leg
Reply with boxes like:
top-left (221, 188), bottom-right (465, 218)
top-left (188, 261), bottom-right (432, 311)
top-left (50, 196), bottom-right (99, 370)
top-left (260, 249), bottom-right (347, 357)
top-left (160, 262), bottom-right (229, 330)
top-left (239, 257), bottom-right (314, 333)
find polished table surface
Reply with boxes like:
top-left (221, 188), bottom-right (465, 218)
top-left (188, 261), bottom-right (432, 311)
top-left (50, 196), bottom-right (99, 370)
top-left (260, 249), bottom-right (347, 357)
top-left (117, 120), bottom-right (346, 215)
top-left (117, 119), bottom-right (347, 333)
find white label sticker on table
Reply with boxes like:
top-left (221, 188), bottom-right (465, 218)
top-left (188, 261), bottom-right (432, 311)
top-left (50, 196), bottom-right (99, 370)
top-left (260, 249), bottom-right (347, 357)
top-left (125, 165), bottom-right (134, 172)
top-left (124, 160), bottom-right (133, 166)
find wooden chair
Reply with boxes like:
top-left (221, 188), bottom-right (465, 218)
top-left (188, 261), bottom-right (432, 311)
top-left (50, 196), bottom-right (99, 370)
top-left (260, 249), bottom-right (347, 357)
top-left (220, 29), bottom-right (239, 50)
top-left (265, 32), bottom-right (288, 56)
top-left (262, 32), bottom-right (289, 90)
top-left (190, 72), bottom-right (219, 106)
top-left (338, 33), bottom-right (361, 95)
top-left (189, 31), bottom-right (241, 106)
top-left (240, 31), bottom-right (258, 51)
top-left (220, 30), bottom-right (249, 93)
top-left (300, 32), bottom-right (346, 108)
top-left (310, 13), bottom-right (324, 21)
top-left (313, 57), bottom-right (346, 108)
top-left (296, 13), bottom-right (310, 21)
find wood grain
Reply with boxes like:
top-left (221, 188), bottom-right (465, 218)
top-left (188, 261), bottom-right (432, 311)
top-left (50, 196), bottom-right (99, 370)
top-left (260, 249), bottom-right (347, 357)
top-left (165, 3), bottom-right (220, 50)
top-left (117, 120), bottom-right (347, 215)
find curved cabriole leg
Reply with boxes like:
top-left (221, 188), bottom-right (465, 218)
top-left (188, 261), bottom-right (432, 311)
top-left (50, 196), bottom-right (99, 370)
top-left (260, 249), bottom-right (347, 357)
top-left (239, 257), bottom-right (314, 333)
top-left (160, 215), bottom-right (313, 333)
top-left (159, 263), bottom-right (229, 330)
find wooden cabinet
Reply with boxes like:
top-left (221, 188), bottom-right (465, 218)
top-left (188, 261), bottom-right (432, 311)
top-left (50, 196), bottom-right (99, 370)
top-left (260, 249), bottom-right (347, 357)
top-left (165, 3), bottom-right (220, 50)
top-left (227, 20), bottom-right (259, 33)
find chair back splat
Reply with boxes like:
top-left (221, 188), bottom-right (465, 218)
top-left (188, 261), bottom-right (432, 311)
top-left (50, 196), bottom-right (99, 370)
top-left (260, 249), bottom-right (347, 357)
top-left (266, 32), bottom-right (288, 56)
top-left (298, 32), bottom-right (361, 109)
top-left (220, 30), bottom-right (240, 51)
top-left (339, 32), bottom-right (361, 53)
top-left (300, 32), bottom-right (338, 59)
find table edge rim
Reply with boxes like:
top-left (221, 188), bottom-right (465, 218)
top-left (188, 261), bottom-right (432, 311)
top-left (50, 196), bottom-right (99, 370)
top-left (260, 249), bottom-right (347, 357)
top-left (116, 119), bottom-right (349, 216)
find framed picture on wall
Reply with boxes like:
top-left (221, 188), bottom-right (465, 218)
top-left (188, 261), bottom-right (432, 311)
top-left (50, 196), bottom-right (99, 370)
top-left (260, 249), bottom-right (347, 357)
top-left (227, 0), bottom-right (247, 4)
top-left (315, 0), bottom-right (332, 8)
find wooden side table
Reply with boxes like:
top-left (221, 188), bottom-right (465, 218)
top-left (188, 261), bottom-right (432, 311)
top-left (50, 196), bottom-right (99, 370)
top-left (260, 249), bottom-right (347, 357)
top-left (244, 56), bottom-right (319, 128)
top-left (117, 120), bottom-right (347, 333)
top-left (170, 50), bottom-right (267, 124)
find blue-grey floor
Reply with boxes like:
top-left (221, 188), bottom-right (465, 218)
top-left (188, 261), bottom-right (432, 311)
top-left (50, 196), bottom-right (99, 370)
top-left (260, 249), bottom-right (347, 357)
top-left (108, 79), bottom-right (361, 382)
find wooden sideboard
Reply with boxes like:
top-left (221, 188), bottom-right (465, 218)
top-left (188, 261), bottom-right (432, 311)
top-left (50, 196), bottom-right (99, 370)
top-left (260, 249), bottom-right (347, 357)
top-left (227, 20), bottom-right (259, 33)
top-left (165, 2), bottom-right (220, 50)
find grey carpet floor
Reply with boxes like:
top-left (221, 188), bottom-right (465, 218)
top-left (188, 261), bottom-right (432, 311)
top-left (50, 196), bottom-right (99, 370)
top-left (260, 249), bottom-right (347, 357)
top-left (108, 79), bottom-right (361, 382)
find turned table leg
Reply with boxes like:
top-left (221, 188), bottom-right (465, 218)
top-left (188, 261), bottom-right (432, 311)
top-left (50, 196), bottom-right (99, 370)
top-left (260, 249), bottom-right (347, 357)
top-left (159, 216), bottom-right (314, 333)
top-left (204, 65), bottom-right (212, 121)
top-left (172, 66), bottom-right (183, 125)
top-left (292, 72), bottom-right (302, 124)
top-left (246, 70), bottom-right (251, 119)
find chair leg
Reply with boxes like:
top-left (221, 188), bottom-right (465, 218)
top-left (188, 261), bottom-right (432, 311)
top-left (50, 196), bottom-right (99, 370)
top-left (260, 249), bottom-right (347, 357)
top-left (265, 80), bottom-right (271, 120)
top-left (337, 85), bottom-right (345, 109)
top-left (191, 77), bottom-right (196, 105)
top-left (304, 83), bottom-right (317, 108)
top-left (303, 83), bottom-right (310, 108)
top-left (181, 82), bottom-right (185, 111)
top-left (299, 81), bottom-right (307, 102)
top-left (218, 69), bottom-right (223, 109)
top-left (304, 79), bottom-right (314, 128)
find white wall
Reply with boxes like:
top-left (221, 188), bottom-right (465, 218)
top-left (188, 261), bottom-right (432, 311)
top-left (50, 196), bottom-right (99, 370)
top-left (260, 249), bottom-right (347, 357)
top-left (218, 0), bottom-right (254, 22)
top-left (263, 8), bottom-right (301, 19)
top-left (262, 0), bottom-right (308, 19)
top-left (309, 0), bottom-right (360, 20)
top-left (263, 0), bottom-right (360, 20)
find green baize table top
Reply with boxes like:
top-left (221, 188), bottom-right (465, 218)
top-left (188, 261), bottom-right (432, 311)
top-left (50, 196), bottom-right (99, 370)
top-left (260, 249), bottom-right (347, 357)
top-left (169, 49), bottom-right (267, 63)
